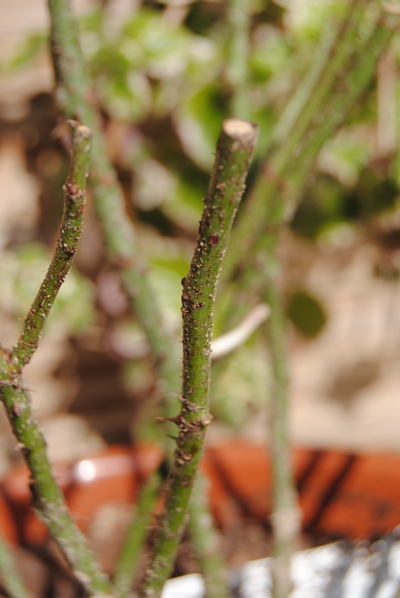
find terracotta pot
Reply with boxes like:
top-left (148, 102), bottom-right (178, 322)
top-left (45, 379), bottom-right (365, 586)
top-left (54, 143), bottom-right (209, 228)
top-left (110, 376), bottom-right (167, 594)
top-left (2, 441), bottom-right (400, 546)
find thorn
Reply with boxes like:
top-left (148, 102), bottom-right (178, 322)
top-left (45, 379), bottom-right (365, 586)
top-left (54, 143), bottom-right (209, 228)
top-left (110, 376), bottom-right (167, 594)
top-left (156, 416), bottom-right (181, 425)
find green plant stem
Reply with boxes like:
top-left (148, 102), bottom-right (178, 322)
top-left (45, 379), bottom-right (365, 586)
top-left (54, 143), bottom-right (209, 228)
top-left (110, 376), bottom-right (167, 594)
top-left (0, 364), bottom-right (113, 597)
top-left (238, 9), bottom-right (399, 598)
top-left (272, 0), bottom-right (368, 170)
top-left (272, 0), bottom-right (364, 145)
top-left (222, 0), bottom-right (375, 284)
top-left (48, 0), bottom-right (181, 415)
top-left (0, 125), bottom-right (114, 598)
top-left (257, 7), bottom-right (399, 250)
top-left (225, 0), bottom-right (250, 120)
top-left (188, 476), bottom-right (229, 598)
top-left (138, 118), bottom-right (258, 598)
top-left (261, 263), bottom-right (300, 598)
top-left (12, 122), bottom-right (91, 369)
top-left (113, 471), bottom-right (162, 598)
top-left (0, 532), bottom-right (32, 598)
top-left (48, 3), bottom-right (229, 592)
top-left (216, 7), bottom-right (398, 598)
top-left (286, 11), bottom-right (399, 194)
top-left (223, 3), bottom-right (399, 293)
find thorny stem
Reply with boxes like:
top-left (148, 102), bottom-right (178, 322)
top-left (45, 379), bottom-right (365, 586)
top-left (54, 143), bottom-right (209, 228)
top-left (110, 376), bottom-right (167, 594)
top-left (48, 0), bottom-right (181, 415)
top-left (48, 2), bottom-right (234, 594)
top-left (0, 366), bottom-right (113, 597)
top-left (0, 125), bottom-right (114, 598)
top-left (248, 6), bottom-right (400, 259)
top-left (218, 6), bottom-right (399, 598)
top-left (137, 119), bottom-right (258, 598)
top-left (288, 9), bottom-right (400, 197)
top-left (48, 3), bottom-right (231, 594)
top-left (262, 13), bottom-right (397, 250)
top-left (12, 122), bottom-right (91, 369)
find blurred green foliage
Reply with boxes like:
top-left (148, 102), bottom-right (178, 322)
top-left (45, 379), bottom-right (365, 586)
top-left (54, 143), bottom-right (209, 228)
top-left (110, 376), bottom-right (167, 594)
top-left (0, 243), bottom-right (95, 337)
top-left (2, 0), bottom-right (400, 433)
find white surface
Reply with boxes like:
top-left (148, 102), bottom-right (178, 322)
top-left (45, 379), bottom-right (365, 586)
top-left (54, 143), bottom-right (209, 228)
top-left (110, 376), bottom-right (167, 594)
top-left (161, 541), bottom-right (400, 598)
top-left (162, 572), bottom-right (205, 598)
top-left (291, 543), bottom-right (348, 597)
top-left (240, 558), bottom-right (272, 598)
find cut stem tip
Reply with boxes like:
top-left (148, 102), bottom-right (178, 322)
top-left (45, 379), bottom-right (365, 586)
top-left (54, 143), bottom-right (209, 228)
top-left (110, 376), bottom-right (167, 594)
top-left (222, 118), bottom-right (259, 144)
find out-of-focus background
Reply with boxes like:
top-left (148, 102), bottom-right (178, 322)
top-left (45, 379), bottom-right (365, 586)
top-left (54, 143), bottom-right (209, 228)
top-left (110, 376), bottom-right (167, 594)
top-left (0, 0), bottom-right (400, 484)
top-left (2, 1), bottom-right (400, 593)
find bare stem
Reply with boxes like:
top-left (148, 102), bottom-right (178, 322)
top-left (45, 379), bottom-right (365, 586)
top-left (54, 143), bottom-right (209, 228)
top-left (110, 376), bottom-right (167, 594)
top-left (48, 3), bottom-right (230, 592)
top-left (48, 0), bottom-right (181, 415)
top-left (217, 7), bottom-right (399, 598)
top-left (12, 122), bottom-right (91, 369)
top-left (0, 125), bottom-right (114, 597)
top-left (273, 0), bottom-right (364, 145)
top-left (138, 118), bottom-right (258, 598)
top-left (188, 475), bottom-right (230, 598)
top-left (222, 0), bottom-right (395, 284)
top-left (262, 260), bottom-right (300, 598)
top-left (0, 366), bottom-right (113, 597)
top-left (225, 0), bottom-right (251, 120)
top-left (113, 472), bottom-right (162, 598)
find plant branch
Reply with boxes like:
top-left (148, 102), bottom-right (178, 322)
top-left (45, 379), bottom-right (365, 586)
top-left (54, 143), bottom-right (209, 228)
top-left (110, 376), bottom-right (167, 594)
top-left (188, 476), bottom-right (229, 598)
top-left (0, 124), bottom-right (114, 597)
top-left (48, 0), bottom-right (181, 415)
top-left (0, 366), bottom-right (113, 597)
top-left (113, 472), bottom-right (162, 598)
top-left (261, 262), bottom-right (300, 598)
top-left (48, 3), bottom-right (231, 592)
top-left (288, 9), bottom-right (399, 193)
top-left (241, 5), bottom-right (399, 282)
top-left (138, 118), bottom-right (258, 598)
top-left (272, 0), bottom-right (368, 170)
top-left (217, 7), bottom-right (399, 598)
top-left (222, 0), bottom-right (384, 284)
top-left (238, 9), bottom-right (399, 598)
top-left (12, 122), bottom-right (91, 369)
top-left (273, 0), bottom-right (364, 145)
top-left (225, 0), bottom-right (251, 120)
